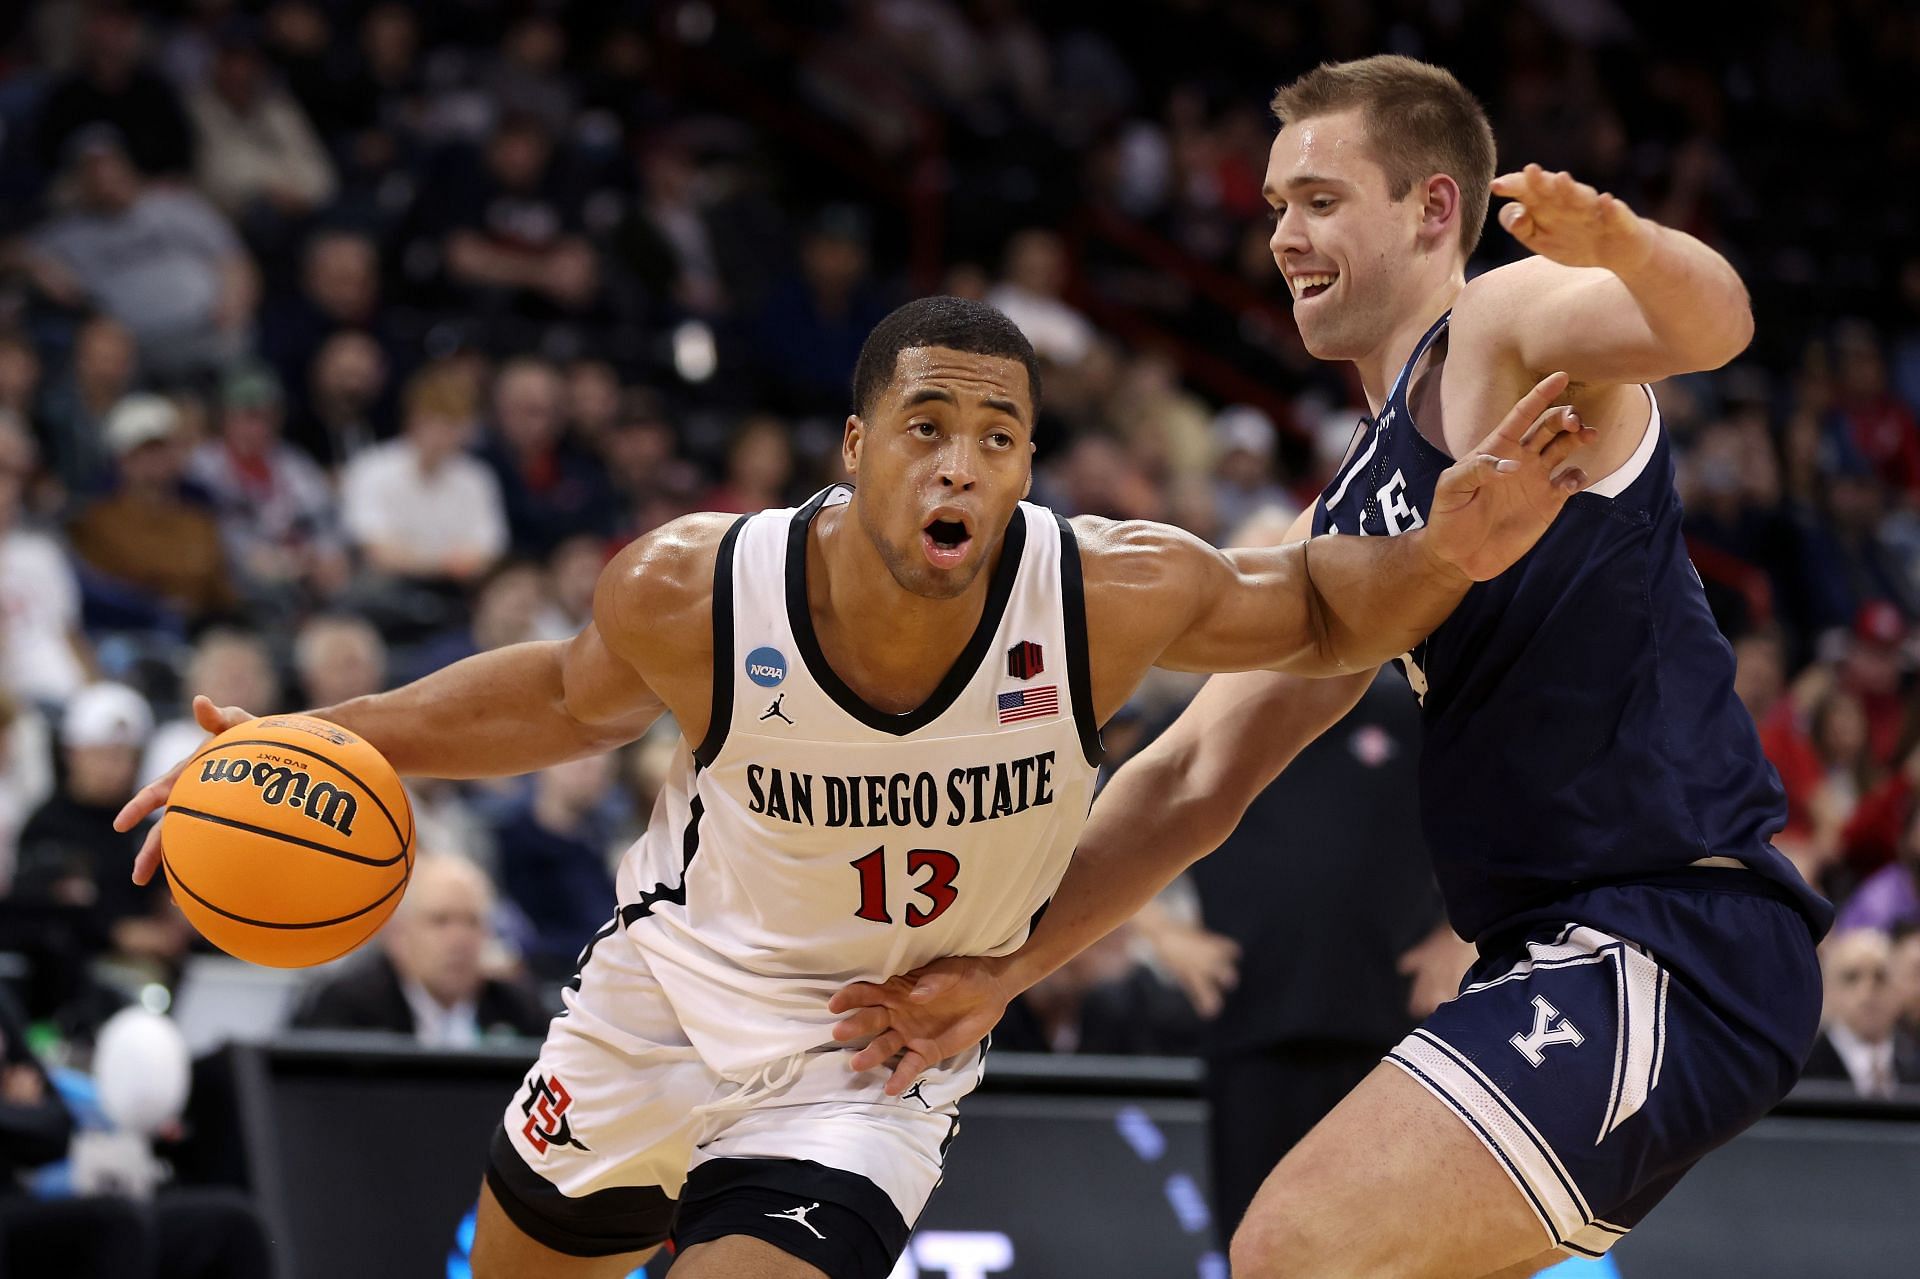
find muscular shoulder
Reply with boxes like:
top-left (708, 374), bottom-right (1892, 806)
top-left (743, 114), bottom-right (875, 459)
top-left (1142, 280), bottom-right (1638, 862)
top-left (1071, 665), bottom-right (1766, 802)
top-left (1072, 515), bottom-right (1223, 645)
top-left (595, 512), bottom-right (739, 667)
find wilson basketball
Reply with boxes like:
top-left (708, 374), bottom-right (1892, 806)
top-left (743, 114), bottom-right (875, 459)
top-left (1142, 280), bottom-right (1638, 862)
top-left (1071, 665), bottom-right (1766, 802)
top-left (161, 715), bottom-right (414, 968)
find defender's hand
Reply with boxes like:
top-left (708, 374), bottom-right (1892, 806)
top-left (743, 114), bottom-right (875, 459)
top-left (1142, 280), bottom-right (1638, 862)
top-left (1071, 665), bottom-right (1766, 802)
top-left (1492, 165), bottom-right (1657, 273)
top-left (1421, 371), bottom-right (1593, 583)
top-left (828, 957), bottom-right (1014, 1096)
top-left (116, 695), bottom-right (256, 885)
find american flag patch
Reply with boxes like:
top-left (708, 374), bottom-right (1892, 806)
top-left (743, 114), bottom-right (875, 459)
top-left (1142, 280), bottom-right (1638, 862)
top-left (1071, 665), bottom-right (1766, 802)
top-left (997, 686), bottom-right (1059, 723)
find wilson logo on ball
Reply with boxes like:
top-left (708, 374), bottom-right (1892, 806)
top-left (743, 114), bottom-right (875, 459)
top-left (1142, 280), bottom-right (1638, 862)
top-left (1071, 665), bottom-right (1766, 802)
top-left (198, 758), bottom-right (359, 837)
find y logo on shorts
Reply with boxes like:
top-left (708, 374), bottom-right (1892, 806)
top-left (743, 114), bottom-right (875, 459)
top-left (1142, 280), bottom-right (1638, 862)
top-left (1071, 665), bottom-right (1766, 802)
top-left (765, 1203), bottom-right (825, 1240)
top-left (1509, 995), bottom-right (1585, 1067)
top-left (520, 1073), bottom-right (591, 1155)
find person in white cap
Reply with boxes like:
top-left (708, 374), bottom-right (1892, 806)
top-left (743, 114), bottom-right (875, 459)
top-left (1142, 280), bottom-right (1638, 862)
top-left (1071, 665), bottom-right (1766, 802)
top-left (67, 394), bottom-right (234, 625)
top-left (15, 682), bottom-right (188, 970)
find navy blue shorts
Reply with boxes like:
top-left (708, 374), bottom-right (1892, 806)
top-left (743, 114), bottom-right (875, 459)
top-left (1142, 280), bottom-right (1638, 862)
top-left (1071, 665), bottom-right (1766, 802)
top-left (1386, 871), bottom-right (1822, 1258)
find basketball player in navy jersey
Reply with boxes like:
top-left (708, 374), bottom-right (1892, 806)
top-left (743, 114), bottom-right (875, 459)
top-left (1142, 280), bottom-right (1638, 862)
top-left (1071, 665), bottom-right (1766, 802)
top-left (119, 294), bottom-right (1586, 1279)
top-left (832, 57), bottom-right (1831, 1277)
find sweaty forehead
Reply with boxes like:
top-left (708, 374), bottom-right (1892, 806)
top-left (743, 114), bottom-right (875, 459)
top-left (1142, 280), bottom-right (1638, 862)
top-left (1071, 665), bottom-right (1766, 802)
top-left (1265, 110), bottom-right (1381, 194)
top-left (888, 346), bottom-right (1031, 420)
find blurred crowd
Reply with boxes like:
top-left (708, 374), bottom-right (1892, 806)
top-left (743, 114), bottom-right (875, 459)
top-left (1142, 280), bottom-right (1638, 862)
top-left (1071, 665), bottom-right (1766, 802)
top-left (0, 0), bottom-right (1917, 1188)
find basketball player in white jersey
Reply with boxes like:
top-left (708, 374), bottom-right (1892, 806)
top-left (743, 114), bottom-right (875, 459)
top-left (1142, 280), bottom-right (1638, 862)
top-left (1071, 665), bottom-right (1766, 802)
top-left (119, 296), bottom-right (1588, 1278)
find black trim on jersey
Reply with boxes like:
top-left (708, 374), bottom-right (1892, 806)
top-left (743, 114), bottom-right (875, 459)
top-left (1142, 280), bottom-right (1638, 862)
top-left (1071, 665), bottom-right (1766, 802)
top-left (785, 485), bottom-right (1028, 735)
top-left (486, 1126), bottom-right (676, 1255)
top-left (693, 514), bottom-right (750, 769)
top-left (1053, 513), bottom-right (1106, 768)
top-left (620, 793), bottom-right (705, 924)
top-left (563, 914), bottom-right (622, 995)
top-left (672, 1156), bottom-right (910, 1279)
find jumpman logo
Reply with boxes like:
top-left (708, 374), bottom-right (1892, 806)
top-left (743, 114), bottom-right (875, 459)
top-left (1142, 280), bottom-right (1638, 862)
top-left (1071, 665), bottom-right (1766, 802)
top-left (764, 1202), bottom-right (825, 1240)
top-left (899, 1080), bottom-right (932, 1109)
top-left (760, 694), bottom-right (794, 725)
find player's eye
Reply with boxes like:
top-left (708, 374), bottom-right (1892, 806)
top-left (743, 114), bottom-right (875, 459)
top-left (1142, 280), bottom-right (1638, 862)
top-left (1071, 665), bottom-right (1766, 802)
top-left (987, 431), bottom-right (1014, 449)
top-left (911, 421), bottom-right (939, 438)
top-left (1311, 197), bottom-right (1336, 212)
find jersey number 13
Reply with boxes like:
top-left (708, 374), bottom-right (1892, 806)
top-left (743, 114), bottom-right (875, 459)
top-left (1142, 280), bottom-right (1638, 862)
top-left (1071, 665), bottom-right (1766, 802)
top-left (850, 846), bottom-right (960, 927)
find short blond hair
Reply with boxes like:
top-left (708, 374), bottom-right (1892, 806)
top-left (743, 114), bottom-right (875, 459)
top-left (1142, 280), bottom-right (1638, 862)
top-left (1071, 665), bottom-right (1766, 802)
top-left (1271, 55), bottom-right (1496, 257)
top-left (403, 363), bottom-right (478, 424)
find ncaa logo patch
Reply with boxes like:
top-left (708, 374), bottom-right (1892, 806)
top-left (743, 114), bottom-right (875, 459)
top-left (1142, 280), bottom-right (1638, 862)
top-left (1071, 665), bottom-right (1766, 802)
top-left (746, 646), bottom-right (788, 688)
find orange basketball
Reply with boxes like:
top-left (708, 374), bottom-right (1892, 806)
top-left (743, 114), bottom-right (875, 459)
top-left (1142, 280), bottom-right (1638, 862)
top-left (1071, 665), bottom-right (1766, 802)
top-left (160, 715), bottom-right (414, 968)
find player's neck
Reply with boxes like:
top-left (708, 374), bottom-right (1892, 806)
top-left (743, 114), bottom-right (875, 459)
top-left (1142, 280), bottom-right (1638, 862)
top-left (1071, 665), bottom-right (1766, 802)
top-left (1354, 274), bottom-right (1465, 415)
top-left (809, 504), bottom-right (994, 698)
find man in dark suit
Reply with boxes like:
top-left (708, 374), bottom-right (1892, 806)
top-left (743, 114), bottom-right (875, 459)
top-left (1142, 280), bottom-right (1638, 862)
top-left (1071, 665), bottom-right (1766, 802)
top-left (1801, 928), bottom-right (1920, 1096)
top-left (292, 854), bottom-right (551, 1045)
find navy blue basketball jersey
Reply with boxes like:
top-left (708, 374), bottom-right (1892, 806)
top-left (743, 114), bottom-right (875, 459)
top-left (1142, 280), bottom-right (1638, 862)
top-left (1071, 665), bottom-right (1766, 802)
top-left (1312, 312), bottom-right (1831, 942)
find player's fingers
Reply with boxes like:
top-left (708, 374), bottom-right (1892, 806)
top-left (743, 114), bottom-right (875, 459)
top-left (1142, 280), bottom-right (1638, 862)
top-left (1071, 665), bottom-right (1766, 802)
top-left (1518, 404), bottom-right (1571, 449)
top-left (850, 1030), bottom-right (906, 1075)
top-left (909, 969), bottom-right (963, 1002)
top-left (132, 824), bottom-right (163, 886)
top-left (1557, 467), bottom-right (1590, 493)
top-left (827, 981), bottom-right (894, 1014)
top-left (831, 1007), bottom-right (893, 1042)
top-left (1488, 371), bottom-right (1571, 445)
top-left (114, 776), bottom-right (172, 832)
top-left (886, 1049), bottom-right (934, 1097)
top-left (1498, 202), bottom-right (1531, 234)
top-left (1538, 424), bottom-right (1598, 469)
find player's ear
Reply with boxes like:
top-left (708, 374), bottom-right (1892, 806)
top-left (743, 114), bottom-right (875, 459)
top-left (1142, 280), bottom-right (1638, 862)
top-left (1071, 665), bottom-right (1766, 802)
top-left (842, 414), bottom-right (863, 476)
top-left (1419, 173), bottom-right (1461, 252)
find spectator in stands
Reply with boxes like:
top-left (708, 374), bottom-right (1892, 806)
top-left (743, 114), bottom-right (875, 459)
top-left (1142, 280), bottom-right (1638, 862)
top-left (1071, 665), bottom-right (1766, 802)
top-left (37, 316), bottom-right (139, 497)
top-left (292, 613), bottom-right (388, 710)
top-left (260, 229), bottom-right (392, 434)
top-left (342, 363), bottom-right (506, 628)
top-left (67, 394), bottom-right (235, 627)
top-left (753, 204), bottom-right (893, 417)
top-left (24, 125), bottom-right (257, 381)
top-left (1209, 406), bottom-right (1293, 536)
top-left (702, 414), bottom-right (795, 514)
top-left (993, 929), bottom-right (1201, 1056)
top-left (1838, 804), bottom-right (1920, 934)
top-left (0, 335), bottom-right (41, 453)
top-left (611, 142), bottom-right (733, 321)
top-left (1827, 321), bottom-right (1920, 500)
top-left (187, 360), bottom-right (347, 610)
top-left (34, 0), bottom-right (195, 177)
top-left (1891, 923), bottom-right (1920, 1040)
top-left (1803, 929), bottom-right (1920, 1096)
top-left (986, 227), bottom-right (1096, 368)
top-left (0, 690), bottom-right (50, 894)
top-left (601, 395), bottom-right (701, 539)
top-left (296, 330), bottom-right (389, 465)
top-left (140, 630), bottom-right (279, 785)
top-left (433, 113), bottom-right (598, 320)
top-left (290, 853), bottom-right (550, 1045)
top-left (535, 535), bottom-right (605, 640)
top-left (14, 683), bottom-right (189, 973)
top-left (0, 416), bottom-right (90, 707)
top-left (183, 23), bottom-right (337, 226)
top-left (491, 756), bottom-right (619, 982)
top-left (563, 358), bottom-right (622, 453)
top-left (481, 357), bottom-right (613, 556)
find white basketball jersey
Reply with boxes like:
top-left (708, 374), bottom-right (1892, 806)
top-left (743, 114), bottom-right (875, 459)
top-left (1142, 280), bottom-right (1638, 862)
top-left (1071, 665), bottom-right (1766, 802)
top-left (613, 485), bottom-right (1105, 1076)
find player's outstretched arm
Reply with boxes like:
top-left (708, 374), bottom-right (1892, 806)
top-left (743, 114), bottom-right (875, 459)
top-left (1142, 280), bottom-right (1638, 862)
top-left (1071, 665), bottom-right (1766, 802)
top-left (830, 661), bottom-right (1373, 1093)
top-left (1464, 164), bottom-right (1754, 386)
top-left (1142, 371), bottom-right (1588, 678)
top-left (116, 514), bottom-right (731, 885)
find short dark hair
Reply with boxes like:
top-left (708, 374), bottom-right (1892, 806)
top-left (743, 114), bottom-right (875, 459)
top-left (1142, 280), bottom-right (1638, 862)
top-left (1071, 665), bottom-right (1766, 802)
top-left (851, 296), bottom-right (1041, 420)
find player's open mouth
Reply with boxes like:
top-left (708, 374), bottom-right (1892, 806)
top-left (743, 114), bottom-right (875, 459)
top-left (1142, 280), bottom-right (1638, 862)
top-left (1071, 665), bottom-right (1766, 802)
top-left (921, 515), bottom-right (973, 569)
top-left (1289, 272), bottom-right (1337, 301)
